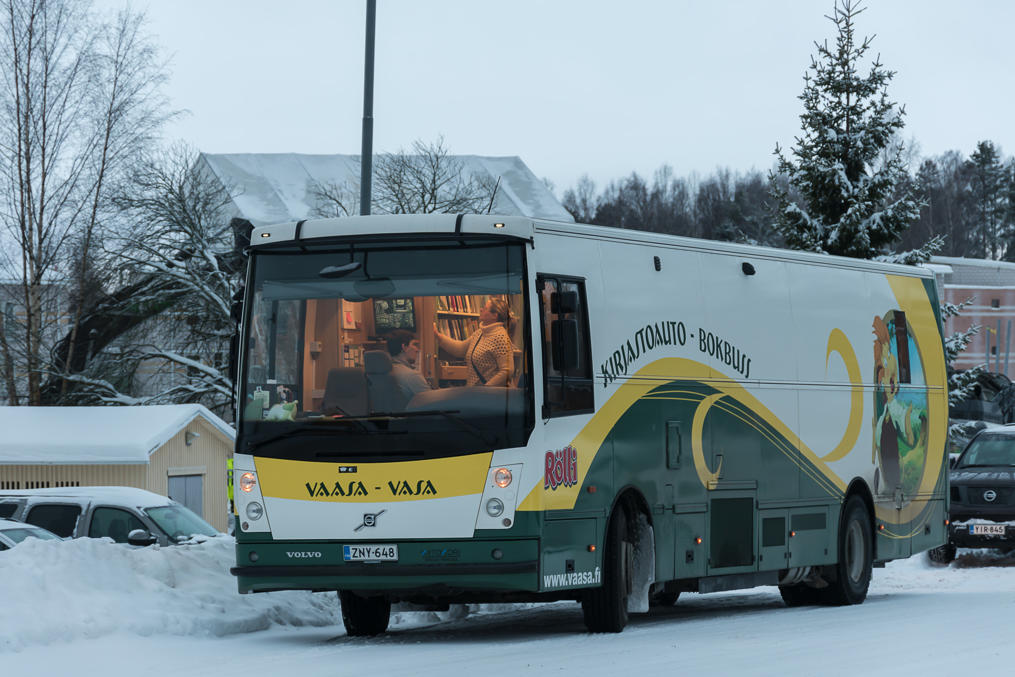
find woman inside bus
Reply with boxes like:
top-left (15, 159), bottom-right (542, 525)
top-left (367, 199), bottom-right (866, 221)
top-left (434, 297), bottom-right (515, 386)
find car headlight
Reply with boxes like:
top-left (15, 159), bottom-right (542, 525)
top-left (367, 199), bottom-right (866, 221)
top-left (245, 501), bottom-right (264, 521)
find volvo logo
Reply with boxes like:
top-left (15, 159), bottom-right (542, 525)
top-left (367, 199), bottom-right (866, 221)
top-left (984, 489), bottom-right (998, 502)
top-left (355, 509), bottom-right (386, 532)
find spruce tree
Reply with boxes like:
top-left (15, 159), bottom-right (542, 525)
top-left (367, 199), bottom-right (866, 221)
top-left (964, 140), bottom-right (1008, 259)
top-left (770, 0), bottom-right (918, 259)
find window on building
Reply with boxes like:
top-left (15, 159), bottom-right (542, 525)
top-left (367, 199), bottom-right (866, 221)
top-left (992, 299), bottom-right (1001, 309)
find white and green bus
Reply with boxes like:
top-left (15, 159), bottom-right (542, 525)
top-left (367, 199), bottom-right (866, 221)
top-left (230, 213), bottom-right (948, 634)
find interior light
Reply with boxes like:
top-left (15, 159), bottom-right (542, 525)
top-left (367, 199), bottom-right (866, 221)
top-left (493, 222), bottom-right (505, 228)
top-left (240, 472), bottom-right (257, 493)
top-left (260, 232), bottom-right (271, 238)
top-left (494, 467), bottom-right (512, 488)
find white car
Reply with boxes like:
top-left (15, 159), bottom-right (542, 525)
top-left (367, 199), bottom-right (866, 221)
top-left (0, 487), bottom-right (221, 546)
top-left (0, 517), bottom-right (62, 551)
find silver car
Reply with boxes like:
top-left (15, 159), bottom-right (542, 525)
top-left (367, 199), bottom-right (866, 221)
top-left (0, 517), bottom-right (62, 550)
top-left (0, 487), bottom-right (221, 546)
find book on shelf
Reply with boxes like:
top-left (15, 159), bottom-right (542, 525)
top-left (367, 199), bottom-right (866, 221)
top-left (436, 315), bottom-right (478, 341)
top-left (436, 294), bottom-right (483, 314)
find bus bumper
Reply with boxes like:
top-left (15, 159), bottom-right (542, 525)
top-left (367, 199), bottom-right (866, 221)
top-left (230, 538), bottom-right (539, 594)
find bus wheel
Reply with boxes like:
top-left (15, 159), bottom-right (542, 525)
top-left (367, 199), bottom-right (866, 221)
top-left (778, 584), bottom-right (821, 607)
top-left (820, 495), bottom-right (873, 606)
top-left (339, 591), bottom-right (391, 636)
top-left (582, 506), bottom-right (631, 633)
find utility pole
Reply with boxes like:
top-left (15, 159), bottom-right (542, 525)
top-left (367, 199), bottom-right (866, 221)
top-left (359, 0), bottom-right (376, 215)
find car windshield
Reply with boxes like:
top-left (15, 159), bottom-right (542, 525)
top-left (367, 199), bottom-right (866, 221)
top-left (958, 434), bottom-right (1015, 467)
top-left (0, 525), bottom-right (60, 544)
top-left (144, 505), bottom-right (219, 541)
top-left (239, 240), bottom-right (533, 461)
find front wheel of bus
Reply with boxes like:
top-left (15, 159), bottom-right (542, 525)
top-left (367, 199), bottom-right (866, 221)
top-left (581, 506), bottom-right (631, 633)
top-left (339, 591), bottom-right (391, 636)
top-left (821, 495), bottom-right (873, 606)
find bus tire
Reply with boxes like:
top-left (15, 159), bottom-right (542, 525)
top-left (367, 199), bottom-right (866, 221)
top-left (820, 495), bottom-right (873, 606)
top-left (339, 591), bottom-right (391, 636)
top-left (582, 506), bottom-right (631, 633)
top-left (778, 584), bottom-right (821, 607)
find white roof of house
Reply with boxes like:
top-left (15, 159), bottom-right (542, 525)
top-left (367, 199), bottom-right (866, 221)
top-left (0, 405), bottom-right (234, 465)
top-left (198, 152), bottom-right (574, 225)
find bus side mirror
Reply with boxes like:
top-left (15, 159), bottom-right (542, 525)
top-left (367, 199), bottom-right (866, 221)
top-left (551, 319), bottom-right (580, 371)
top-left (228, 332), bottom-right (239, 383)
top-left (551, 291), bottom-right (579, 314)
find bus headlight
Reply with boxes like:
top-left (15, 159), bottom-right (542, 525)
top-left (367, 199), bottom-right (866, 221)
top-left (486, 498), bottom-right (505, 517)
top-left (493, 467), bottom-right (512, 488)
top-left (240, 472), bottom-right (257, 493)
top-left (245, 501), bottom-right (264, 521)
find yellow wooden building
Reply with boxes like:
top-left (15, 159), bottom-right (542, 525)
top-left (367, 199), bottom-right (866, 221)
top-left (0, 405), bottom-right (234, 531)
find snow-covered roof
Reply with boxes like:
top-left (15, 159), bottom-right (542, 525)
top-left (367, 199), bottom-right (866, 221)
top-left (0, 486), bottom-right (175, 507)
top-left (921, 263), bottom-right (953, 275)
top-left (0, 405), bottom-right (234, 465)
top-left (198, 152), bottom-right (574, 225)
top-left (931, 256), bottom-right (1015, 286)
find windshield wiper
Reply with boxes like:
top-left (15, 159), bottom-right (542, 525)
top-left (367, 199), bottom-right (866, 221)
top-left (399, 409), bottom-right (496, 448)
top-left (243, 422), bottom-right (370, 451)
top-left (334, 409), bottom-right (495, 447)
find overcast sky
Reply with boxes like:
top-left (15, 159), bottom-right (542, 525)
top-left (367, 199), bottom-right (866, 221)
top-left (101, 0), bottom-right (1015, 195)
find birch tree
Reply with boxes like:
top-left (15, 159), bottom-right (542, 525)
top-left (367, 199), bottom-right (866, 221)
top-left (0, 0), bottom-right (170, 404)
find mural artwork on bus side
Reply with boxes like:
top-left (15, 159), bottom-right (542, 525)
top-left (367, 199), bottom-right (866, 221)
top-left (872, 310), bottom-right (929, 503)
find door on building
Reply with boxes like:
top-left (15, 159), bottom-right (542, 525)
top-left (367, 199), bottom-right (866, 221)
top-left (168, 475), bottom-right (204, 519)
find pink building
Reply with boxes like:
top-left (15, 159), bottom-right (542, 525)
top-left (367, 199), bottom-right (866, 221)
top-left (929, 256), bottom-right (1015, 374)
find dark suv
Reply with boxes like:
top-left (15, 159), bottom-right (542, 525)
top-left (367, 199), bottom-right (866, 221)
top-left (931, 426), bottom-right (1015, 563)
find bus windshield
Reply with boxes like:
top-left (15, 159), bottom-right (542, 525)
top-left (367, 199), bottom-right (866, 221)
top-left (239, 240), bottom-right (532, 460)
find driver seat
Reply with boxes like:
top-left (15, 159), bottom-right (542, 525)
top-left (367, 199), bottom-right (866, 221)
top-left (364, 351), bottom-right (410, 412)
top-left (322, 368), bottom-right (368, 416)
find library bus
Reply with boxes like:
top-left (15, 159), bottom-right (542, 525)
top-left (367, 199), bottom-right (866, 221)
top-left (229, 213), bottom-right (948, 634)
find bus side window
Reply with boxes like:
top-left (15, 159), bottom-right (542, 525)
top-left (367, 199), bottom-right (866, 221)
top-left (538, 275), bottom-right (594, 418)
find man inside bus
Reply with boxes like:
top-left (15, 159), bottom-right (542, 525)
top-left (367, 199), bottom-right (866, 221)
top-left (385, 329), bottom-right (432, 400)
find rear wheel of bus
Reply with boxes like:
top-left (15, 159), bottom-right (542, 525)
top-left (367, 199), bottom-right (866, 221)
top-left (820, 494), bottom-right (873, 606)
top-left (339, 591), bottom-right (391, 636)
top-left (582, 506), bottom-right (631, 633)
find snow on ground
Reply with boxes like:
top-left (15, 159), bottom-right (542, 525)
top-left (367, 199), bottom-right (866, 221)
top-left (3, 537), bottom-right (1015, 676)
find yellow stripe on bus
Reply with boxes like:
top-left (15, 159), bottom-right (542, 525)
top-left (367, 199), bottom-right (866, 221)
top-left (255, 453), bottom-right (493, 503)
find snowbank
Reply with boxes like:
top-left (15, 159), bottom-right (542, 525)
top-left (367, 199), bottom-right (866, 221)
top-left (0, 536), bottom-right (340, 652)
top-left (5, 531), bottom-right (1015, 656)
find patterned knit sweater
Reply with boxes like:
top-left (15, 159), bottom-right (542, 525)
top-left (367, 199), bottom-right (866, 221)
top-left (438, 322), bottom-right (514, 386)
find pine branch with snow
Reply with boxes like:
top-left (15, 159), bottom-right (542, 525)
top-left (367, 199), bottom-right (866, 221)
top-left (769, 0), bottom-right (919, 259)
